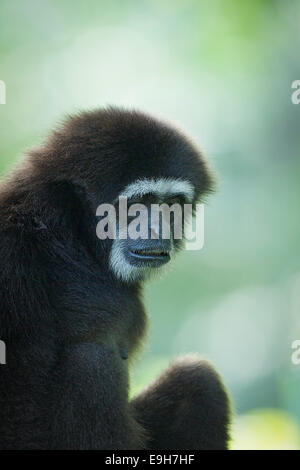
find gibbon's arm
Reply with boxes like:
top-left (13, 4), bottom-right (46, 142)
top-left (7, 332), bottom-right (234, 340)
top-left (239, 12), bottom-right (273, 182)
top-left (131, 355), bottom-right (231, 450)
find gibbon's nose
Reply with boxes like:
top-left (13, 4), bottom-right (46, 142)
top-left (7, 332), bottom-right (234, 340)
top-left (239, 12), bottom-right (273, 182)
top-left (150, 227), bottom-right (159, 239)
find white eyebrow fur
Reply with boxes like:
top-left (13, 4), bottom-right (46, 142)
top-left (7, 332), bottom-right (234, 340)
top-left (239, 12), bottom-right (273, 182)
top-left (119, 178), bottom-right (194, 202)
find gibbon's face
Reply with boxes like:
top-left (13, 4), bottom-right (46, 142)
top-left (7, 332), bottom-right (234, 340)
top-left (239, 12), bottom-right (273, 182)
top-left (34, 108), bottom-right (214, 282)
top-left (100, 177), bottom-right (196, 283)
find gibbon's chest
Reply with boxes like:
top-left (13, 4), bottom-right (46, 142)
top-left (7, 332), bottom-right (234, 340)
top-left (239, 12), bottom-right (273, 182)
top-left (56, 271), bottom-right (147, 359)
top-left (100, 284), bottom-right (148, 358)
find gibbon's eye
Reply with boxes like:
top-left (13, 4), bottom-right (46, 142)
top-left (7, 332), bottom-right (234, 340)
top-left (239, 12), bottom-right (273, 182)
top-left (127, 200), bottom-right (143, 208)
top-left (166, 194), bottom-right (185, 206)
top-left (113, 197), bottom-right (142, 213)
top-left (126, 199), bottom-right (145, 224)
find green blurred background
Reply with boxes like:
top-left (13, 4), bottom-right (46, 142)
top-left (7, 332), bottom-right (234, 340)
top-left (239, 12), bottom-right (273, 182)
top-left (1, 0), bottom-right (300, 450)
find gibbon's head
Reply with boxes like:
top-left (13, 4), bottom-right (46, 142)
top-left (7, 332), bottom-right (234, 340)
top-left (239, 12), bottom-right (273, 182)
top-left (29, 107), bottom-right (215, 283)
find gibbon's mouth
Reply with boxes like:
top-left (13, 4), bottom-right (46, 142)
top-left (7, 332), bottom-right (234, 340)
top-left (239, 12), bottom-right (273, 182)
top-left (129, 248), bottom-right (170, 265)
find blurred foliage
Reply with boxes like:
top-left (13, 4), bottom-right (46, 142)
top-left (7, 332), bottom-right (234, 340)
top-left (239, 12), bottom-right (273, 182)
top-left (1, 0), bottom-right (300, 449)
top-left (232, 409), bottom-right (300, 450)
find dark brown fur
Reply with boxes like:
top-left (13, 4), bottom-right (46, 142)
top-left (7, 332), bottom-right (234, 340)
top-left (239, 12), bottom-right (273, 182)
top-left (0, 107), bottom-right (230, 449)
